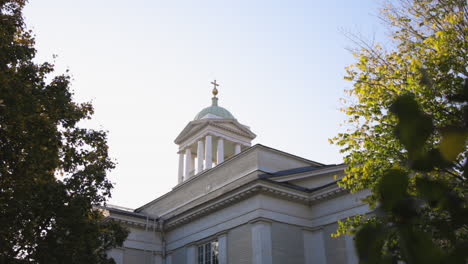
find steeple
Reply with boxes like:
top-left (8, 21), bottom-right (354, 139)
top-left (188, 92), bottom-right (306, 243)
top-left (175, 81), bottom-right (256, 184)
top-left (194, 81), bottom-right (235, 120)
top-left (211, 79), bottom-right (219, 97)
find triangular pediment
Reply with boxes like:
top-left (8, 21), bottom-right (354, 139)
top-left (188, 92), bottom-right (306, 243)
top-left (174, 119), bottom-right (256, 145)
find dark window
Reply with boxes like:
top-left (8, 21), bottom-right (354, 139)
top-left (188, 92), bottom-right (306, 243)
top-left (197, 240), bottom-right (218, 264)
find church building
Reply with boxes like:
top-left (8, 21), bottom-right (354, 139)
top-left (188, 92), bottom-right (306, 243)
top-left (103, 81), bottom-right (370, 264)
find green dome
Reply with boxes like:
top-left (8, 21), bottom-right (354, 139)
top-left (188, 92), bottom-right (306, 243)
top-left (194, 97), bottom-right (235, 120)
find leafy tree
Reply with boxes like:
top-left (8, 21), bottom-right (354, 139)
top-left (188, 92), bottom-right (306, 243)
top-left (0, 1), bottom-right (128, 263)
top-left (331, 0), bottom-right (467, 262)
top-left (352, 93), bottom-right (467, 263)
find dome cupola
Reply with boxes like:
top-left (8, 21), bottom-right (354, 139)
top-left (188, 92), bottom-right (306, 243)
top-left (194, 80), bottom-right (235, 120)
top-left (194, 97), bottom-right (235, 120)
top-left (174, 80), bottom-right (256, 184)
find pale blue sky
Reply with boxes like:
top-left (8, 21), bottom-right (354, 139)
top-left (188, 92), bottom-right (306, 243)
top-left (24, 0), bottom-right (384, 208)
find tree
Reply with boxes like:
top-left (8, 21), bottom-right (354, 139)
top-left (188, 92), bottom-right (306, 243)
top-left (331, 0), bottom-right (467, 262)
top-left (351, 93), bottom-right (467, 263)
top-left (0, 1), bottom-right (128, 263)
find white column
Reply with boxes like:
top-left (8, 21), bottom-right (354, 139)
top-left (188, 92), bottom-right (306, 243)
top-left (303, 228), bottom-right (326, 264)
top-left (205, 135), bottom-right (212, 169)
top-left (251, 220), bottom-right (272, 264)
top-left (234, 143), bottom-right (241, 155)
top-left (191, 156), bottom-right (195, 175)
top-left (186, 245), bottom-right (196, 264)
top-left (217, 138), bottom-right (224, 164)
top-left (197, 140), bottom-right (204, 173)
top-left (218, 233), bottom-right (228, 264)
top-left (178, 152), bottom-right (184, 183)
top-left (185, 148), bottom-right (192, 178)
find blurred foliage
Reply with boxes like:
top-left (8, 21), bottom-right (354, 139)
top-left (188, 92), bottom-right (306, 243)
top-left (330, 0), bottom-right (467, 262)
top-left (0, 1), bottom-right (128, 263)
top-left (354, 93), bottom-right (468, 263)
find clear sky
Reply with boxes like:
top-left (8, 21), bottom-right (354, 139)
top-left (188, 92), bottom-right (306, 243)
top-left (24, 0), bottom-right (385, 209)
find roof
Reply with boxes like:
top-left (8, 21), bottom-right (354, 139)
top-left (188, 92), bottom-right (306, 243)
top-left (194, 97), bottom-right (235, 120)
top-left (97, 204), bottom-right (158, 220)
top-left (259, 178), bottom-right (339, 193)
top-left (258, 164), bottom-right (340, 178)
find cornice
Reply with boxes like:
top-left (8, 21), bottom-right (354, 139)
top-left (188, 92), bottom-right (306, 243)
top-left (165, 186), bottom-right (260, 230)
top-left (175, 119), bottom-right (255, 145)
top-left (102, 207), bottom-right (160, 231)
top-left (309, 184), bottom-right (348, 203)
top-left (163, 180), bottom-right (345, 230)
top-left (107, 215), bottom-right (160, 231)
top-left (271, 164), bottom-right (347, 183)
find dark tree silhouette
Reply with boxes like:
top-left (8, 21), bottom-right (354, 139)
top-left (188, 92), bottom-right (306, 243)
top-left (0, 1), bottom-right (128, 263)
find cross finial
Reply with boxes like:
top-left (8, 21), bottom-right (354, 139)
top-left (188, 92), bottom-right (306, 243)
top-left (211, 80), bottom-right (219, 97)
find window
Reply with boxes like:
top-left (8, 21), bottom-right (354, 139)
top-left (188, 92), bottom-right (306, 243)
top-left (197, 240), bottom-right (218, 264)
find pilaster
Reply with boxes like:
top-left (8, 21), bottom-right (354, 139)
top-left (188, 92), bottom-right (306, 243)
top-left (165, 254), bottom-right (172, 264)
top-left (186, 245), bottom-right (196, 264)
top-left (251, 219), bottom-right (272, 264)
top-left (345, 234), bottom-right (358, 264)
top-left (303, 228), bottom-right (326, 264)
top-left (218, 233), bottom-right (228, 264)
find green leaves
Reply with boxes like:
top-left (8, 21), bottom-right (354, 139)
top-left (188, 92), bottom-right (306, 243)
top-left (439, 127), bottom-right (467, 162)
top-left (390, 94), bottom-right (433, 159)
top-left (333, 0), bottom-right (468, 263)
top-left (398, 227), bottom-right (443, 264)
top-left (355, 223), bottom-right (392, 264)
top-left (352, 92), bottom-right (468, 263)
top-left (377, 169), bottom-right (409, 213)
top-left (0, 1), bottom-right (128, 263)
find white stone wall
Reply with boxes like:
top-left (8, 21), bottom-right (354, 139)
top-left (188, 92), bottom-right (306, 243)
top-left (108, 224), bottom-right (162, 264)
top-left (170, 246), bottom-right (186, 264)
top-left (303, 228), bottom-right (327, 264)
top-left (323, 223), bottom-right (347, 264)
top-left (110, 146), bottom-right (370, 264)
top-left (228, 224), bottom-right (252, 264)
top-left (271, 222), bottom-right (304, 264)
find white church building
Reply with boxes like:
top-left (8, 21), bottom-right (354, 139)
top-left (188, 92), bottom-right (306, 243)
top-left (104, 82), bottom-right (370, 264)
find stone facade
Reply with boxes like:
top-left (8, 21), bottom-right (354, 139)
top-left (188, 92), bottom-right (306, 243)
top-left (104, 145), bottom-right (370, 264)
top-left (103, 90), bottom-right (370, 263)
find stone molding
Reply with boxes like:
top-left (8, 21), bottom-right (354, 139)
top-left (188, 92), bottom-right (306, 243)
top-left (301, 226), bottom-right (323, 232)
top-left (175, 119), bottom-right (256, 146)
top-left (178, 127), bottom-right (252, 152)
top-left (107, 177), bottom-right (347, 233)
top-left (105, 213), bottom-right (160, 231)
top-left (164, 180), bottom-right (346, 230)
top-left (113, 246), bottom-right (163, 256)
top-left (309, 184), bottom-right (346, 204)
top-left (272, 164), bottom-right (347, 183)
top-left (248, 217), bottom-right (274, 225)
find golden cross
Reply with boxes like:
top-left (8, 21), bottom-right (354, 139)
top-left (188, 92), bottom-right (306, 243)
top-left (211, 80), bottom-right (219, 97)
top-left (211, 80), bottom-right (220, 89)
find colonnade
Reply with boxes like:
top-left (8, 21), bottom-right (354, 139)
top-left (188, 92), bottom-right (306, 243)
top-left (178, 135), bottom-right (242, 183)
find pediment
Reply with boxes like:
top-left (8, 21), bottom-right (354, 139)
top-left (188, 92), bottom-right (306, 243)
top-left (174, 119), bottom-right (256, 145)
